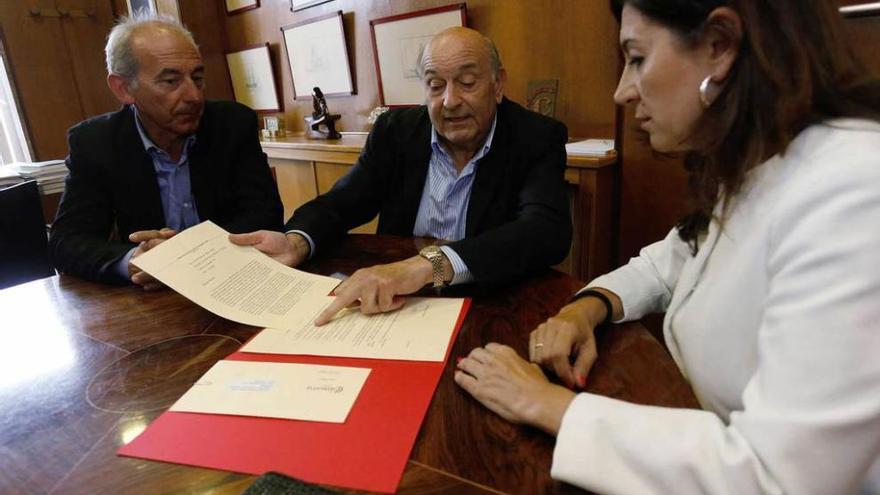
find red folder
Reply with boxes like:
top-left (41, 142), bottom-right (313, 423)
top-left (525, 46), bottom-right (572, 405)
top-left (118, 299), bottom-right (470, 493)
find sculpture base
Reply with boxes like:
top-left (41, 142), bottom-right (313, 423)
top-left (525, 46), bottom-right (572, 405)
top-left (304, 114), bottom-right (342, 140)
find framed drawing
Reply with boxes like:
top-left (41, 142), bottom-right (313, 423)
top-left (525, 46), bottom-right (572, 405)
top-left (126, 0), bottom-right (157, 15)
top-left (290, 0), bottom-right (334, 12)
top-left (225, 0), bottom-right (259, 15)
top-left (369, 3), bottom-right (467, 107)
top-left (280, 11), bottom-right (354, 100)
top-left (225, 43), bottom-right (281, 113)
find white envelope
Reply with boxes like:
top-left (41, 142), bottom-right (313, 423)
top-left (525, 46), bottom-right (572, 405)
top-left (170, 360), bottom-right (370, 423)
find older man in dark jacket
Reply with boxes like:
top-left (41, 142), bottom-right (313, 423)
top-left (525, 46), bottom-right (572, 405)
top-left (232, 27), bottom-right (571, 324)
top-left (49, 14), bottom-right (282, 287)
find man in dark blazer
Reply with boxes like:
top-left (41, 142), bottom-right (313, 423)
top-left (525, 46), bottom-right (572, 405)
top-left (49, 15), bottom-right (282, 287)
top-left (231, 27), bottom-right (571, 323)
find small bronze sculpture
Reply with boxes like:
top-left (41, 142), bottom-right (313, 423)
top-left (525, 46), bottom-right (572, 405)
top-left (304, 87), bottom-right (341, 140)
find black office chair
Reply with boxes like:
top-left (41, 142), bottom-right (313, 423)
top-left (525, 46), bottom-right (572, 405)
top-left (0, 180), bottom-right (55, 290)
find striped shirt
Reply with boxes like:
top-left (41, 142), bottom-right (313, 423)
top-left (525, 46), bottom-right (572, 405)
top-left (413, 116), bottom-right (497, 285)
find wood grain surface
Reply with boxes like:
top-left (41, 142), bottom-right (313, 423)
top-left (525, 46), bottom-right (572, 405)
top-left (0, 234), bottom-right (697, 494)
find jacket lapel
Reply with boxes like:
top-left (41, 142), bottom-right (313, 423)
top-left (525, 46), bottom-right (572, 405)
top-left (465, 102), bottom-right (508, 236)
top-left (398, 112), bottom-right (431, 233)
top-left (118, 106), bottom-right (165, 229)
top-left (188, 129), bottom-right (213, 222)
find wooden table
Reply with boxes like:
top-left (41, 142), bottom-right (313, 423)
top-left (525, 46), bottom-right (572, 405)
top-left (0, 235), bottom-right (697, 494)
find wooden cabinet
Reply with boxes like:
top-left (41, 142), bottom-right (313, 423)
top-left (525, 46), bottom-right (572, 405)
top-left (564, 155), bottom-right (617, 283)
top-left (262, 134), bottom-right (616, 282)
top-left (262, 134), bottom-right (379, 235)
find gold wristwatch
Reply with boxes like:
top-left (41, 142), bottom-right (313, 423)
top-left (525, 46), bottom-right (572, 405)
top-left (418, 245), bottom-right (448, 294)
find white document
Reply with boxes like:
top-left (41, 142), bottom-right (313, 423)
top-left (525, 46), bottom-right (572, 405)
top-left (131, 221), bottom-right (340, 329)
top-left (566, 139), bottom-right (615, 156)
top-left (243, 297), bottom-right (465, 362)
top-left (170, 360), bottom-right (370, 423)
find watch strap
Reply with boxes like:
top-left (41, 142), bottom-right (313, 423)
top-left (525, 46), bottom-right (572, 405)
top-left (419, 246), bottom-right (447, 294)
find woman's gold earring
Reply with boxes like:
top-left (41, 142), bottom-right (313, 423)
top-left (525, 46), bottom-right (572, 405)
top-left (699, 76), bottom-right (717, 107)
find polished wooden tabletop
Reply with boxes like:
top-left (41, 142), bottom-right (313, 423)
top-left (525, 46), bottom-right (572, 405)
top-left (0, 234), bottom-right (697, 495)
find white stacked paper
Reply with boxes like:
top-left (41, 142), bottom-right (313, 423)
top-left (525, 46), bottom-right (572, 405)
top-left (9, 160), bottom-right (68, 195)
top-left (38, 179), bottom-right (66, 195)
top-left (0, 166), bottom-right (23, 188)
top-left (16, 164), bottom-right (66, 179)
top-left (565, 139), bottom-right (615, 157)
top-left (13, 159), bottom-right (65, 173)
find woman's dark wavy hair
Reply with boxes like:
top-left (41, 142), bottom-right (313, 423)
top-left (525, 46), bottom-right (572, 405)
top-left (611, 0), bottom-right (880, 252)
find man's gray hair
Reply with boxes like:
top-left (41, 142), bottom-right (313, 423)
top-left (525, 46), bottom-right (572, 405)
top-left (484, 36), bottom-right (503, 76)
top-left (417, 33), bottom-right (504, 79)
top-left (105, 11), bottom-right (198, 83)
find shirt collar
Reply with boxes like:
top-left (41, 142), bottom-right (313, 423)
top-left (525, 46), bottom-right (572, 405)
top-left (431, 113), bottom-right (498, 164)
top-left (132, 106), bottom-right (196, 159)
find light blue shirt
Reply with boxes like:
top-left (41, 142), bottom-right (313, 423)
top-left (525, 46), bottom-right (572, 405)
top-left (116, 108), bottom-right (199, 278)
top-left (412, 116), bottom-right (497, 284)
top-left (134, 108), bottom-right (200, 231)
top-left (291, 116), bottom-right (497, 286)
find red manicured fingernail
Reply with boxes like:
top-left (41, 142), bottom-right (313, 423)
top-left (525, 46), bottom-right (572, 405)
top-left (578, 375), bottom-right (586, 388)
top-left (456, 357), bottom-right (463, 364)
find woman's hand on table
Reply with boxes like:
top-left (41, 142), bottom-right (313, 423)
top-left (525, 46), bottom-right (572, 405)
top-left (455, 343), bottom-right (576, 436)
top-left (529, 298), bottom-right (602, 389)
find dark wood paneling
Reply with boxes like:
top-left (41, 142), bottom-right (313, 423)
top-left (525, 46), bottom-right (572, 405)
top-left (0, 3), bottom-right (88, 160)
top-left (178, 0), bottom-right (234, 101)
top-left (844, 14), bottom-right (880, 74)
top-left (58, 0), bottom-right (121, 118)
top-left (615, 106), bottom-right (689, 265)
top-left (839, 0), bottom-right (880, 7)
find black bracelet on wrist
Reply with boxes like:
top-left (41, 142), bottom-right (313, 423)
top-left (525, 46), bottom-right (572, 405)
top-left (569, 289), bottom-right (614, 326)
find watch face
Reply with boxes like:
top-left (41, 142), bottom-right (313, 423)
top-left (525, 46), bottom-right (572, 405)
top-left (421, 246), bottom-right (442, 258)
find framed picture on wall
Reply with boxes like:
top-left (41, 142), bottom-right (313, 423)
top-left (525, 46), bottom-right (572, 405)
top-left (280, 11), bottom-right (354, 100)
top-left (290, 0), bottom-right (334, 12)
top-left (225, 43), bottom-right (281, 113)
top-left (225, 0), bottom-right (259, 16)
top-left (369, 3), bottom-right (467, 107)
top-left (126, 0), bottom-right (157, 15)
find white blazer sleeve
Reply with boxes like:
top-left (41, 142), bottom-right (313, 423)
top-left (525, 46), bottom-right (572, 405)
top-left (582, 228), bottom-right (691, 321)
top-left (551, 134), bottom-right (880, 495)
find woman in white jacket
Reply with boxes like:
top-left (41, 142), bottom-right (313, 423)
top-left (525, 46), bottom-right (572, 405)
top-left (455, 1), bottom-right (880, 493)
